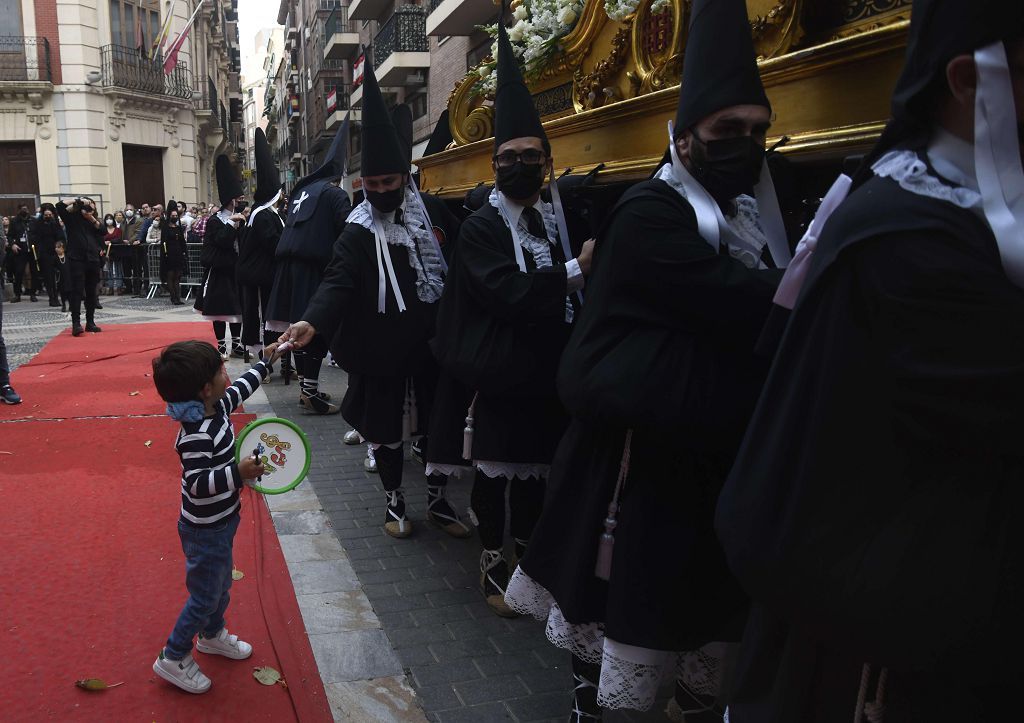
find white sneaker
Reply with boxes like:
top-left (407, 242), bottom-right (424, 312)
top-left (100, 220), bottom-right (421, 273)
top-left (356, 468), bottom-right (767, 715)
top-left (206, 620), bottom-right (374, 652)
top-left (153, 651), bottom-right (212, 694)
top-left (344, 429), bottom-right (361, 445)
top-left (364, 446), bottom-right (377, 473)
top-left (196, 628), bottom-right (253, 660)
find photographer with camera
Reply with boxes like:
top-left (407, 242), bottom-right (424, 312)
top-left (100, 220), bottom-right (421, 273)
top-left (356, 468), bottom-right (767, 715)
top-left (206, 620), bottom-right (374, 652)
top-left (55, 197), bottom-right (105, 337)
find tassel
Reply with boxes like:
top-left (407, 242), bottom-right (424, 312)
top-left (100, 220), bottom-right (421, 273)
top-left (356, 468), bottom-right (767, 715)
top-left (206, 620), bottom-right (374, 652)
top-left (594, 430), bottom-right (633, 582)
top-left (463, 393), bottom-right (478, 461)
top-left (594, 501), bottom-right (617, 581)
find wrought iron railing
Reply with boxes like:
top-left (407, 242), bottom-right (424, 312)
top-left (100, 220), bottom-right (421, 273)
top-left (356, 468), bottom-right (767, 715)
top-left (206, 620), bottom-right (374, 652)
top-left (326, 84), bottom-right (350, 113)
top-left (193, 75), bottom-right (219, 112)
top-left (100, 44), bottom-right (191, 99)
top-left (325, 6), bottom-right (350, 36)
top-left (374, 6), bottom-right (428, 69)
top-left (0, 36), bottom-right (52, 82)
top-left (219, 101), bottom-right (228, 135)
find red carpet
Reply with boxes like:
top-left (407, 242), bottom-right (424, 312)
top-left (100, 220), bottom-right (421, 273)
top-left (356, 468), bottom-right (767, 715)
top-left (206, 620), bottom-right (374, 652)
top-left (0, 323), bottom-right (215, 422)
top-left (0, 325), bottom-right (332, 722)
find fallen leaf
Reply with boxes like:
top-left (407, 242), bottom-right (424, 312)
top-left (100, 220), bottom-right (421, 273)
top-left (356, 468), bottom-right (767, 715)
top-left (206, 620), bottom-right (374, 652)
top-left (75, 678), bottom-right (124, 691)
top-left (144, 440), bottom-right (152, 448)
top-left (128, 391), bottom-right (141, 396)
top-left (253, 666), bottom-right (286, 687)
top-left (231, 568), bottom-right (244, 581)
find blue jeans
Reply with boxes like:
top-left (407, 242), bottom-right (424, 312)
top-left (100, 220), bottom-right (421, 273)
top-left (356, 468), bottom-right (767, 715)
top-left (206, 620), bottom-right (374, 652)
top-left (164, 513), bottom-right (240, 660)
top-left (0, 290), bottom-right (9, 387)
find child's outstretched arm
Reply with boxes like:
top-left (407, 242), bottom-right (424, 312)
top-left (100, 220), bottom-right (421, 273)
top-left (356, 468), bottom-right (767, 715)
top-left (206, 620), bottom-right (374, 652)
top-left (221, 360), bottom-right (269, 414)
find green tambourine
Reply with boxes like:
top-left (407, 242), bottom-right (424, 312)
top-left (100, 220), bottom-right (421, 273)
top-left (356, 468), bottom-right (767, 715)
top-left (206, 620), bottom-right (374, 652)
top-left (235, 417), bottom-right (312, 494)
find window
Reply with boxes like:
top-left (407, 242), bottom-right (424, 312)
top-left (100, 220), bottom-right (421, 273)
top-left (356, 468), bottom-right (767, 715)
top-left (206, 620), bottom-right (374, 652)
top-left (408, 91), bottom-right (427, 120)
top-left (109, 0), bottom-right (160, 50)
top-left (467, 39), bottom-right (491, 70)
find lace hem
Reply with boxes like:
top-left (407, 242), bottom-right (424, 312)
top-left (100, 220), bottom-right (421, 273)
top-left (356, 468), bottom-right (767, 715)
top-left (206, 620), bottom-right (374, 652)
top-left (505, 568), bottom-right (704, 711)
top-left (424, 463), bottom-right (473, 479)
top-left (473, 460), bottom-right (550, 480)
top-left (872, 150), bottom-right (981, 210)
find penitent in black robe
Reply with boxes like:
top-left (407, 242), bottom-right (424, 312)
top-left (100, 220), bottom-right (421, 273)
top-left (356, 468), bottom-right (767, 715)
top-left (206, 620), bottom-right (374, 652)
top-left (715, 175), bottom-right (1024, 722)
top-left (302, 211), bottom-right (440, 444)
top-left (430, 201), bottom-right (580, 468)
top-left (508, 178), bottom-right (780, 666)
top-left (194, 214), bottom-right (241, 321)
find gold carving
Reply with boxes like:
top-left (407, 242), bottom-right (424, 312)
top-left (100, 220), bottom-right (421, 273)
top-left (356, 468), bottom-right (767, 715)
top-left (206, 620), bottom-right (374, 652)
top-left (573, 22), bottom-right (634, 112)
top-left (749, 0), bottom-right (804, 59)
top-left (631, 0), bottom-right (686, 95)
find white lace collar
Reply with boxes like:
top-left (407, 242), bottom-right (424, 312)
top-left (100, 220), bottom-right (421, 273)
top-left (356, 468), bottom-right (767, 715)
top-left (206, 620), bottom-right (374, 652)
top-left (653, 163), bottom-right (770, 270)
top-left (346, 189), bottom-right (445, 306)
top-left (872, 148), bottom-right (982, 212)
top-left (216, 208), bottom-right (236, 227)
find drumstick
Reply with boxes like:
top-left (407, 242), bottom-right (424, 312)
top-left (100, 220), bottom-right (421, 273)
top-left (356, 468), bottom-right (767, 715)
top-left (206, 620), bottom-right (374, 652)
top-left (251, 447), bottom-right (262, 483)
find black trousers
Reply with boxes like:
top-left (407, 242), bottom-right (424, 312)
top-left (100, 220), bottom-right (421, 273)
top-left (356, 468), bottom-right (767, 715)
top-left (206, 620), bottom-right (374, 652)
top-left (12, 253), bottom-right (39, 296)
top-left (132, 245), bottom-right (148, 295)
top-left (68, 261), bottom-right (99, 325)
top-left (166, 269), bottom-right (182, 303)
top-left (241, 282), bottom-right (274, 348)
top-left (38, 255), bottom-right (57, 302)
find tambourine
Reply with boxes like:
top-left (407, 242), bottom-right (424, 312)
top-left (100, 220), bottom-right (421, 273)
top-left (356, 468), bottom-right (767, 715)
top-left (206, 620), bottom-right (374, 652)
top-left (235, 417), bottom-right (311, 495)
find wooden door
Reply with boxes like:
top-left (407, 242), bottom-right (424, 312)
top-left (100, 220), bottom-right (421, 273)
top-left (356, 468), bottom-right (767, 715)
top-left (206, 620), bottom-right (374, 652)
top-left (0, 142), bottom-right (40, 216)
top-left (122, 144), bottom-right (165, 207)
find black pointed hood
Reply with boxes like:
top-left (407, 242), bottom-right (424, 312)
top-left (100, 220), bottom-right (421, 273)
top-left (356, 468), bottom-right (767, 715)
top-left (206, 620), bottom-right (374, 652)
top-left (290, 113), bottom-right (349, 197)
top-left (424, 109), bottom-right (454, 156)
top-left (215, 154), bottom-right (244, 207)
top-left (494, 11), bottom-right (548, 151)
top-left (360, 45), bottom-right (407, 177)
top-left (253, 128), bottom-right (280, 204)
top-left (854, 0), bottom-right (1024, 184)
top-left (164, 198), bottom-right (177, 222)
top-left (675, 0), bottom-right (770, 133)
top-left (391, 103), bottom-right (414, 168)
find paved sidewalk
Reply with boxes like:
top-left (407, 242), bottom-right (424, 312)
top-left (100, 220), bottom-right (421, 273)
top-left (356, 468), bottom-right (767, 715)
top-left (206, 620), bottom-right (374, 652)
top-left (261, 365), bottom-right (675, 723)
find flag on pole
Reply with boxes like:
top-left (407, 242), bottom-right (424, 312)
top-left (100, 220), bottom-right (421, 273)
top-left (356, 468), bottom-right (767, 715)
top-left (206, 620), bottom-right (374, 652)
top-left (135, 1), bottom-right (148, 59)
top-left (163, 2), bottom-right (203, 75)
top-left (152, 0), bottom-right (179, 56)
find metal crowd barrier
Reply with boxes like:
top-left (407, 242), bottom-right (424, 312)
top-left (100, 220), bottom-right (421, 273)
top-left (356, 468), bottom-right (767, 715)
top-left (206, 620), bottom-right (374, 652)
top-left (145, 242), bottom-right (205, 299)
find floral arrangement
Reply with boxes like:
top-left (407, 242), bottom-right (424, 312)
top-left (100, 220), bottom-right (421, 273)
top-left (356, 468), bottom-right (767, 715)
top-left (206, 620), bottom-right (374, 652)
top-left (469, 0), bottom-right (672, 98)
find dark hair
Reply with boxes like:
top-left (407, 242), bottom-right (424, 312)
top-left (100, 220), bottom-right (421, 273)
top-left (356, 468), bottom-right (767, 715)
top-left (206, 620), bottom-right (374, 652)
top-left (151, 340), bottom-right (223, 403)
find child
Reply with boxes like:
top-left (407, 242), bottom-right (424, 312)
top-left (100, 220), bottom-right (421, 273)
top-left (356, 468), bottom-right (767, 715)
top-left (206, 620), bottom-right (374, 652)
top-left (150, 339), bottom-right (282, 694)
top-left (55, 240), bottom-right (69, 312)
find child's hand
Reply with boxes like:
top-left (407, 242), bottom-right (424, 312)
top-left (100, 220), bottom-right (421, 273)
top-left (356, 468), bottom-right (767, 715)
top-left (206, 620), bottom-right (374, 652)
top-left (238, 456), bottom-right (265, 481)
top-left (263, 341), bottom-right (283, 366)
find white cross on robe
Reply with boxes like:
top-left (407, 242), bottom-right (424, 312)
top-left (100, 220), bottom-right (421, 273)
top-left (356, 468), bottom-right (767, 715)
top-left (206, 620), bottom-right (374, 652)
top-left (291, 191), bottom-right (310, 215)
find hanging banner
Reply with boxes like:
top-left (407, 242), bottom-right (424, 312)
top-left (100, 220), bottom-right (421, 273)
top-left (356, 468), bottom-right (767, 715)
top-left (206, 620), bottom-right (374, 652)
top-left (353, 53), bottom-right (365, 88)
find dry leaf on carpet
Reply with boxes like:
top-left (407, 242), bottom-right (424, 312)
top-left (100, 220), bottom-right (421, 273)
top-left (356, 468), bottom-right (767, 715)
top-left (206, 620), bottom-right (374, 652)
top-left (253, 666), bottom-right (287, 687)
top-left (75, 678), bottom-right (124, 691)
top-left (232, 568), bottom-right (244, 580)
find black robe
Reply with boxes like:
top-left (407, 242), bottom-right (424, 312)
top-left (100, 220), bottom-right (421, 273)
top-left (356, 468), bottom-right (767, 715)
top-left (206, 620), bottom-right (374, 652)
top-left (430, 201), bottom-right (580, 466)
top-left (302, 217), bottom-right (440, 444)
top-left (238, 208), bottom-right (284, 347)
top-left (266, 182), bottom-right (350, 337)
top-left (715, 175), bottom-right (1024, 722)
top-left (194, 214), bottom-right (241, 320)
top-left (518, 179), bottom-right (780, 650)
top-left (160, 223), bottom-right (187, 272)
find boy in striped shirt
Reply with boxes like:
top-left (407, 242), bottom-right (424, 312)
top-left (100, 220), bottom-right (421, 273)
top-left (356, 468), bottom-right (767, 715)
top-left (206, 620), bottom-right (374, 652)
top-left (150, 339), bottom-right (282, 694)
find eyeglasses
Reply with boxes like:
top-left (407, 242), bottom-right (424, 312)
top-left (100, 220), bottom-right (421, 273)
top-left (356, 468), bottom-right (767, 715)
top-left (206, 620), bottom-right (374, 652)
top-left (493, 149), bottom-right (546, 168)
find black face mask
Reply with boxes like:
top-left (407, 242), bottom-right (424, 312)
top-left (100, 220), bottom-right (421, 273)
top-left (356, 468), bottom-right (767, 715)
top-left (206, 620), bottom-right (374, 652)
top-left (688, 132), bottom-right (765, 203)
top-left (170, 217), bottom-right (179, 225)
top-left (18, 210), bottom-right (28, 218)
top-left (495, 161), bottom-right (546, 201)
top-left (366, 187), bottom-right (405, 215)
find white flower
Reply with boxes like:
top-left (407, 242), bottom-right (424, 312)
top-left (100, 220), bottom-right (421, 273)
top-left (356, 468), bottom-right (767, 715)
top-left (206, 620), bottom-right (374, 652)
top-left (508, 19), bottom-right (529, 42)
top-left (477, 65), bottom-right (492, 78)
top-left (557, 7), bottom-right (576, 25)
top-left (514, 5), bottom-right (528, 20)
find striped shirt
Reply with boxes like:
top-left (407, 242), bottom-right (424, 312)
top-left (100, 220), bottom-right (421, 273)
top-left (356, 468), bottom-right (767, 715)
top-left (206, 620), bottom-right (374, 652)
top-left (175, 361), bottom-right (267, 527)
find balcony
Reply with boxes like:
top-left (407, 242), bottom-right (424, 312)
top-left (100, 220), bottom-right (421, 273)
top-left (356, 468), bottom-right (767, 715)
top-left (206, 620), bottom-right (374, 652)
top-left (0, 36), bottom-right (52, 86)
top-left (100, 44), bottom-right (192, 101)
top-left (325, 85), bottom-right (358, 130)
top-left (324, 7), bottom-right (360, 60)
top-left (373, 6), bottom-right (430, 87)
top-left (348, 0), bottom-right (391, 22)
top-left (427, 0), bottom-right (498, 37)
top-left (193, 75), bottom-right (219, 116)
